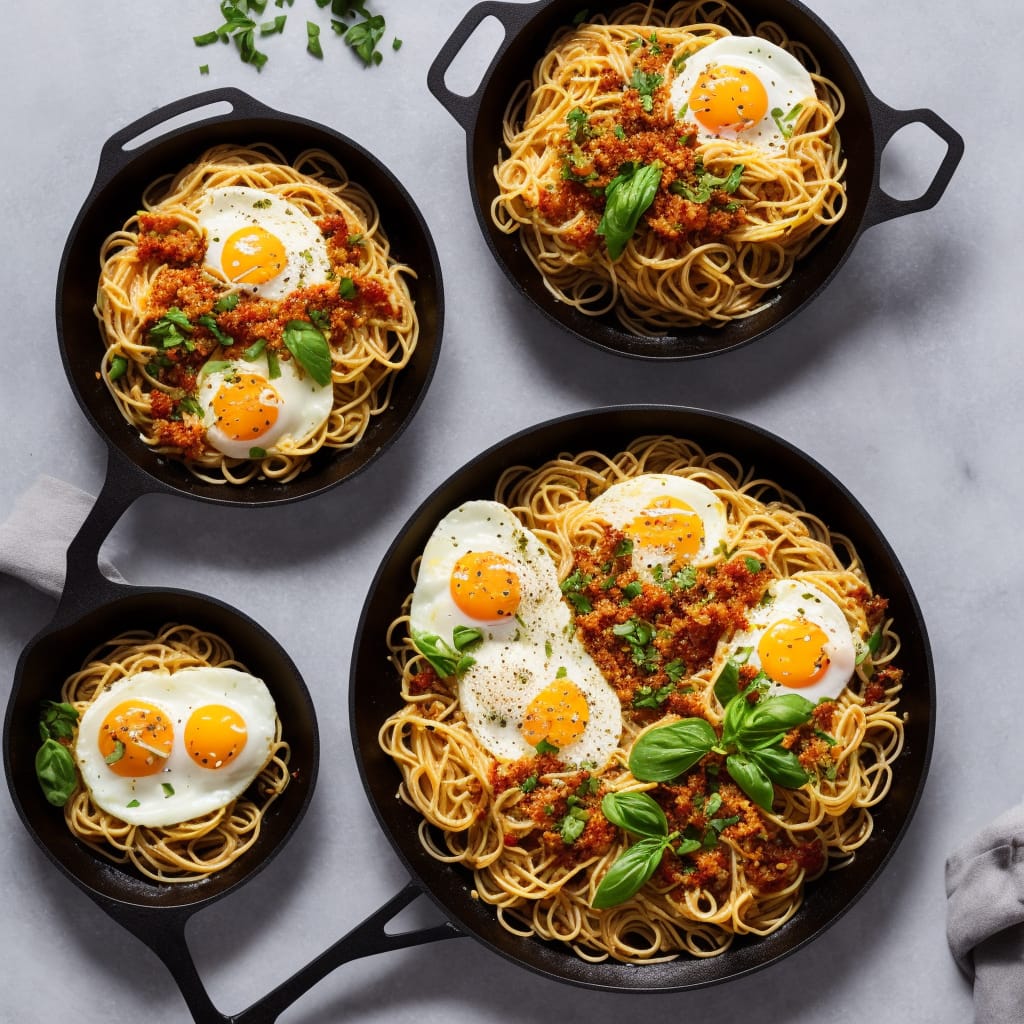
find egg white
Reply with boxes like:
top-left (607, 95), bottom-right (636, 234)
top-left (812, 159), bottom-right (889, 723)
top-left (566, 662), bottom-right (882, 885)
top-left (73, 666), bottom-right (278, 827)
top-left (670, 36), bottom-right (816, 152)
top-left (196, 186), bottom-right (332, 300)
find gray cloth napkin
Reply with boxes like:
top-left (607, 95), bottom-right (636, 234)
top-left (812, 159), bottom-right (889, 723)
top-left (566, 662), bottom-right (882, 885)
top-left (947, 802), bottom-right (1024, 1023)
top-left (0, 476), bottom-right (125, 598)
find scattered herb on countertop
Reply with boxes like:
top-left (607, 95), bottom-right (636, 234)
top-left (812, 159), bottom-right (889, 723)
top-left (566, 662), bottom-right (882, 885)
top-left (194, 0), bottom-right (400, 71)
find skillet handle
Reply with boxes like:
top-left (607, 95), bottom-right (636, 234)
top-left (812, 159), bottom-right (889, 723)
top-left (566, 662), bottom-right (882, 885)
top-left (233, 881), bottom-right (461, 1024)
top-left (427, 0), bottom-right (546, 132)
top-left (53, 448), bottom-right (153, 621)
top-left (862, 98), bottom-right (964, 230)
top-left (93, 88), bottom-right (279, 192)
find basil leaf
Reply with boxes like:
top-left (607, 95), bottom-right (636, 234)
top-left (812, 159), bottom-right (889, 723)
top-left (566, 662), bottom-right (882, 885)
top-left (345, 13), bottom-right (386, 65)
top-left (597, 161), bottom-right (663, 261)
top-left (720, 691), bottom-right (753, 748)
top-left (726, 752), bottom-right (774, 811)
top-left (282, 320), bottom-right (332, 386)
top-left (39, 701), bottom-right (78, 741)
top-left (749, 746), bottom-right (809, 790)
top-left (35, 739), bottom-right (77, 807)
top-left (628, 68), bottom-right (664, 113)
top-left (629, 718), bottom-right (716, 782)
top-left (601, 791), bottom-right (668, 838)
top-left (737, 693), bottom-right (816, 746)
top-left (592, 835), bottom-right (668, 909)
top-left (713, 659), bottom-right (740, 708)
top-left (452, 625), bottom-right (484, 653)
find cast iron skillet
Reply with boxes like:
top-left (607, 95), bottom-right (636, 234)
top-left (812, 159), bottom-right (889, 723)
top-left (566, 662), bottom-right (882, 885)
top-left (57, 87), bottom-right (443, 506)
top-left (350, 405), bottom-right (935, 991)
top-left (2, 457), bottom-right (461, 1023)
top-left (427, 0), bottom-right (964, 360)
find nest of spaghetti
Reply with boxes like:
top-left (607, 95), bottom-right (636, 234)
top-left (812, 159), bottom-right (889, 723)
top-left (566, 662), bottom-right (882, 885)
top-left (34, 624), bottom-right (290, 884)
top-left (379, 437), bottom-right (904, 963)
top-left (491, 1), bottom-right (847, 334)
top-left (95, 143), bottom-right (419, 485)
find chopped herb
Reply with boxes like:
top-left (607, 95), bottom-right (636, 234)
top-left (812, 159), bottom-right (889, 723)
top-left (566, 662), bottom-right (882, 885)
top-left (243, 337), bottom-right (268, 361)
top-left (307, 20), bottom-right (323, 56)
top-left (196, 313), bottom-right (233, 346)
top-left (108, 356), bottom-right (128, 381)
top-left (771, 102), bottom-right (803, 139)
top-left (520, 774), bottom-right (538, 793)
top-left (214, 292), bottom-right (240, 312)
top-left (744, 556), bottom-right (763, 573)
top-left (614, 538), bottom-right (634, 558)
top-left (622, 580), bottom-right (643, 601)
top-left (628, 68), bottom-right (664, 113)
top-left (614, 124), bottom-right (627, 141)
top-left (104, 740), bottom-right (125, 765)
top-left (266, 348), bottom-right (281, 380)
top-left (126, 799), bottom-right (141, 808)
top-left (162, 783), bottom-right (175, 798)
top-left (149, 308), bottom-right (193, 349)
top-left (338, 276), bottom-right (358, 300)
top-left (249, 446), bottom-right (267, 459)
top-left (199, 64), bottom-right (210, 74)
top-left (392, 36), bottom-right (402, 50)
top-left (536, 738), bottom-right (560, 756)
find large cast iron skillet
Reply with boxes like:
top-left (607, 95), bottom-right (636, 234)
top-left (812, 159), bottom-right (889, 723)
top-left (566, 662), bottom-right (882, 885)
top-left (428, 0), bottom-right (964, 359)
top-left (351, 405), bottom-right (935, 991)
top-left (57, 87), bottom-right (443, 506)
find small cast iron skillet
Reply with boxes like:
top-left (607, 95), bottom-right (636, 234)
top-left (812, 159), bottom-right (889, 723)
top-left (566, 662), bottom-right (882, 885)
top-left (2, 461), bottom-right (462, 1023)
top-left (57, 87), bottom-right (443, 506)
top-left (350, 405), bottom-right (935, 992)
top-left (427, 0), bottom-right (964, 360)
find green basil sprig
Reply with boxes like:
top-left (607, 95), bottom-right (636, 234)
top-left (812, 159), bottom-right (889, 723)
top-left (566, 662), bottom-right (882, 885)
top-left (35, 701), bottom-right (80, 807)
top-left (282, 319), bottom-right (333, 387)
top-left (771, 102), bottom-right (803, 139)
top-left (149, 307), bottom-right (194, 350)
top-left (628, 689), bottom-right (815, 811)
top-left (597, 161), bottom-right (663, 261)
top-left (413, 626), bottom-right (483, 678)
top-left (670, 162), bottom-right (744, 204)
top-left (593, 791), bottom-right (699, 908)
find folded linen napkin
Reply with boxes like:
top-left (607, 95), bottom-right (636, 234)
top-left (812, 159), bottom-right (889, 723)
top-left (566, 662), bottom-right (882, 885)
top-left (947, 802), bottom-right (1024, 1023)
top-left (0, 476), bottom-right (125, 599)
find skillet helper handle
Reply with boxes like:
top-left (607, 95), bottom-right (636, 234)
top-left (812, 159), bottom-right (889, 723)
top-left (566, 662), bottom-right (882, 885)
top-left (93, 88), bottom-right (278, 192)
top-left (863, 99), bottom-right (964, 230)
top-left (427, 0), bottom-right (545, 132)
top-left (233, 881), bottom-right (461, 1024)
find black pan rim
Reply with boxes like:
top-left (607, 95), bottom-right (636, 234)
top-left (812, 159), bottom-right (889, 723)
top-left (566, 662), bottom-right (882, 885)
top-left (349, 403), bottom-right (935, 992)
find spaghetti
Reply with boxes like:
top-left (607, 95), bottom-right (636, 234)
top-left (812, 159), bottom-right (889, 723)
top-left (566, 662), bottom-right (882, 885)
top-left (491, 2), bottom-right (847, 333)
top-left (380, 437), bottom-right (904, 962)
top-left (95, 143), bottom-right (419, 485)
top-left (58, 623), bottom-right (290, 884)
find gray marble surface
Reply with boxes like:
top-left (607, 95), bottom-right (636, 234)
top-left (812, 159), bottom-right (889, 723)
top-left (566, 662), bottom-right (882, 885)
top-left (0, 1), bottom-right (1015, 1021)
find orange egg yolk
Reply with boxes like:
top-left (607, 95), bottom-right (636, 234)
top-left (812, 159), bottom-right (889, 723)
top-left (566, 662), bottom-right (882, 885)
top-left (626, 496), bottom-right (704, 565)
top-left (185, 704), bottom-right (248, 770)
top-left (220, 225), bottom-right (287, 285)
top-left (450, 550), bottom-right (522, 622)
top-left (757, 618), bottom-right (831, 688)
top-left (99, 700), bottom-right (174, 777)
top-left (522, 679), bottom-right (589, 749)
top-left (688, 64), bottom-right (769, 134)
top-left (211, 373), bottom-right (281, 442)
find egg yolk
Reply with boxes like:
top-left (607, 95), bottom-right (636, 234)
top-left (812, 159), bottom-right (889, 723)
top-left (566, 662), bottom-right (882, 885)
top-left (211, 373), bottom-right (281, 442)
top-left (627, 496), bottom-right (705, 565)
top-left (450, 550), bottom-right (522, 622)
top-left (185, 704), bottom-right (248, 770)
top-left (220, 225), bottom-right (287, 285)
top-left (99, 700), bottom-right (174, 777)
top-left (688, 63), bottom-right (769, 134)
top-left (522, 679), bottom-right (589, 749)
top-left (757, 618), bottom-right (831, 688)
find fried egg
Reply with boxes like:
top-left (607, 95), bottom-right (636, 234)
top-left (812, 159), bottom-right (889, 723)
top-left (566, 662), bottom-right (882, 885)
top-left (459, 641), bottom-right (621, 768)
top-left (727, 579), bottom-right (857, 701)
top-left (409, 500), bottom-right (622, 767)
top-left (73, 666), bottom-right (278, 827)
top-left (196, 353), bottom-right (333, 460)
top-left (670, 36), bottom-right (816, 152)
top-left (409, 500), bottom-right (574, 647)
top-left (588, 473), bottom-right (729, 578)
top-left (196, 186), bottom-right (332, 301)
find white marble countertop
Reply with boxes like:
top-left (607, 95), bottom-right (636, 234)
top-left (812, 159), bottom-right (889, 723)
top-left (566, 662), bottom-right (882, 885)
top-left (0, 1), bottom-right (1015, 1021)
